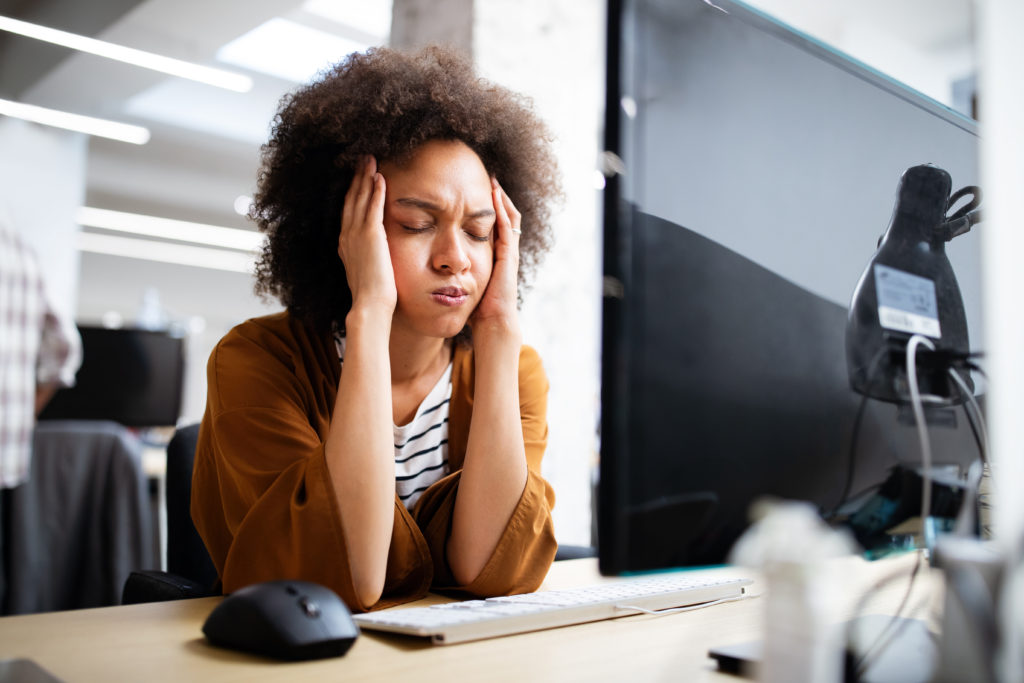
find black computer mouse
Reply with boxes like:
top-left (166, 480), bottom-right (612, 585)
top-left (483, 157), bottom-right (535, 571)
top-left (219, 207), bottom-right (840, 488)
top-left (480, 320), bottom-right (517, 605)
top-left (202, 580), bottom-right (359, 661)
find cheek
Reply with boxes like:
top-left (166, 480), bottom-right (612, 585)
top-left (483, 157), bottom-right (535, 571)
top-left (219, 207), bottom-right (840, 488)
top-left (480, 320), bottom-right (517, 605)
top-left (473, 244), bottom-right (494, 286)
top-left (387, 241), bottom-right (416, 292)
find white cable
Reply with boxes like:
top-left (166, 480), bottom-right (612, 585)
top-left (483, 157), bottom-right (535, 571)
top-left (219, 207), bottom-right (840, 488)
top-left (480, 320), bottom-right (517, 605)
top-left (946, 367), bottom-right (989, 538)
top-left (948, 367), bottom-right (990, 462)
top-left (615, 592), bottom-right (759, 616)
top-left (906, 334), bottom-right (936, 552)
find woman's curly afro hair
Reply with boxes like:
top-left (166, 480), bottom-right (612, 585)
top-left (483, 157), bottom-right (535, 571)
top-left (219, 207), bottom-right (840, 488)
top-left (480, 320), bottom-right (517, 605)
top-left (252, 45), bottom-right (562, 334)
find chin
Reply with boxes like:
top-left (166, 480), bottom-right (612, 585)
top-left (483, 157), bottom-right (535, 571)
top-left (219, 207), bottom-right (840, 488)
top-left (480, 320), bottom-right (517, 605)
top-left (434, 320), bottom-right (471, 339)
top-left (405, 315), bottom-right (471, 341)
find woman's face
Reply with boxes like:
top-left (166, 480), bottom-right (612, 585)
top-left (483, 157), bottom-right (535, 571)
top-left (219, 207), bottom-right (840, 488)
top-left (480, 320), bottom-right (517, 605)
top-left (379, 139), bottom-right (495, 340)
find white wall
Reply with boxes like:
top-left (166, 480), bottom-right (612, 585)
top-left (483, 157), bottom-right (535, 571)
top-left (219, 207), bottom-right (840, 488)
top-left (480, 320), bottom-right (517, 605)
top-left (0, 118), bottom-right (87, 324)
top-left (474, 0), bottom-right (606, 546)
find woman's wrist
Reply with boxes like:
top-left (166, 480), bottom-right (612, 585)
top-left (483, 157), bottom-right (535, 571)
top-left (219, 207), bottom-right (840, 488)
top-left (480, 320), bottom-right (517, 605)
top-left (345, 302), bottom-right (393, 338)
top-left (470, 317), bottom-right (522, 351)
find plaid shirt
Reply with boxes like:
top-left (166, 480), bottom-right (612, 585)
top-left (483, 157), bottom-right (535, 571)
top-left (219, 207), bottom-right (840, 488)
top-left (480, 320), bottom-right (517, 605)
top-left (0, 218), bottom-right (81, 488)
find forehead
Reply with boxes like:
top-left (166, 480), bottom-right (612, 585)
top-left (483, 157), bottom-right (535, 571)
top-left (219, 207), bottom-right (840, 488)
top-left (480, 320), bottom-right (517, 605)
top-left (381, 140), bottom-right (491, 199)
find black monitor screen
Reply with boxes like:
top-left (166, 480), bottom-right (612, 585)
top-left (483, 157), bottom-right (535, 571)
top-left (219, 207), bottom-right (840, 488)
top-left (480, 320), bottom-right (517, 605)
top-left (599, 0), bottom-right (981, 574)
top-left (39, 326), bottom-right (185, 428)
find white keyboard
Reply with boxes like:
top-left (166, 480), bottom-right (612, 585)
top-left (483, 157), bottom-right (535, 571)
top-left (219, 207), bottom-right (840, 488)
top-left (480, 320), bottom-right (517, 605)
top-left (353, 573), bottom-right (753, 644)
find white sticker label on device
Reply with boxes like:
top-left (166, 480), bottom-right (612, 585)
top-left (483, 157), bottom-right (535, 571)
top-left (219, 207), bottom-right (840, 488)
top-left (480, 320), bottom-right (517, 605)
top-left (874, 264), bottom-right (941, 338)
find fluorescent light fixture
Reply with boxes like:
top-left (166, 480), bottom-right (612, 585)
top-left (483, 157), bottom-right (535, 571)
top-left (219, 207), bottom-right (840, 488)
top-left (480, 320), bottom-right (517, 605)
top-left (124, 79), bottom-right (274, 145)
top-left (77, 207), bottom-right (264, 251)
top-left (0, 98), bottom-right (150, 144)
top-left (0, 15), bottom-right (252, 92)
top-left (217, 17), bottom-right (366, 83)
top-left (77, 232), bottom-right (256, 273)
top-left (302, 0), bottom-right (392, 39)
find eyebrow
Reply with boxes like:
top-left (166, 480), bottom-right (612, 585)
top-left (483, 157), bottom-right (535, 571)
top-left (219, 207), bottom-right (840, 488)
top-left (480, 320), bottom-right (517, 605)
top-left (395, 197), bottom-right (495, 219)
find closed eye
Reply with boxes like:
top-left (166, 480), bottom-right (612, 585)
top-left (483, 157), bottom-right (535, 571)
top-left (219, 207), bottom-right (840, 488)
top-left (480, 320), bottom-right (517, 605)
top-left (465, 230), bottom-right (491, 242)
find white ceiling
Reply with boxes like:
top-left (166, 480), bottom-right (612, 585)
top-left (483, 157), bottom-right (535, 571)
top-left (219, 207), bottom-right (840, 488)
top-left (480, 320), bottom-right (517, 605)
top-left (0, 0), bottom-right (396, 421)
top-left (1, 0), bottom-right (391, 233)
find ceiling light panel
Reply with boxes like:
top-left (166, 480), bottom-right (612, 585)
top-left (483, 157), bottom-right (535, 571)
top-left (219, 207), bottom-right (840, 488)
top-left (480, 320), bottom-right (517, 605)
top-left (78, 232), bottom-right (255, 273)
top-left (77, 207), bottom-right (264, 251)
top-left (0, 15), bottom-right (253, 92)
top-left (216, 17), bottom-right (368, 83)
top-left (0, 98), bottom-right (150, 144)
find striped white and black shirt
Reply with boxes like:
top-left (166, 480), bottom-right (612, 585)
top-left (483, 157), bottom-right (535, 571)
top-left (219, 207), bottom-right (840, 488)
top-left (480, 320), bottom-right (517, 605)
top-left (334, 335), bottom-right (451, 510)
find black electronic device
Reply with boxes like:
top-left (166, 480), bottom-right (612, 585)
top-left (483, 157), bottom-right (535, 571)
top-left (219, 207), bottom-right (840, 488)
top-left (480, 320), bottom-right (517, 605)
top-left (847, 164), bottom-right (982, 404)
top-left (202, 580), bottom-right (359, 661)
top-left (599, 0), bottom-right (981, 575)
top-left (38, 325), bottom-right (184, 428)
top-left (708, 615), bottom-right (938, 680)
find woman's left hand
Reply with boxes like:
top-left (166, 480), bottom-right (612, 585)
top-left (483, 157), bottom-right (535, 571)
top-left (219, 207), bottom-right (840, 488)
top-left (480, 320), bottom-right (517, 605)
top-left (470, 179), bottom-right (522, 338)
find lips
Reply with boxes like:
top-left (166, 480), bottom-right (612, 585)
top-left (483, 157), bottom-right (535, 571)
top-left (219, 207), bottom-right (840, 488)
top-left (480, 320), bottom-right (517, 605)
top-left (431, 286), bottom-right (468, 306)
top-left (434, 286), bottom-right (467, 297)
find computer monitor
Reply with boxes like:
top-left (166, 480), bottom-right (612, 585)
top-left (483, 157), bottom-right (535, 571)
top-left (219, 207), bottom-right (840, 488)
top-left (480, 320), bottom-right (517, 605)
top-left (598, 0), bottom-right (982, 574)
top-left (39, 326), bottom-right (185, 428)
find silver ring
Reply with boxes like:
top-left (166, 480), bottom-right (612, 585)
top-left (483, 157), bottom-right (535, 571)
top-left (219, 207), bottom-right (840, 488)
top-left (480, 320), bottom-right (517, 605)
top-left (511, 228), bottom-right (522, 235)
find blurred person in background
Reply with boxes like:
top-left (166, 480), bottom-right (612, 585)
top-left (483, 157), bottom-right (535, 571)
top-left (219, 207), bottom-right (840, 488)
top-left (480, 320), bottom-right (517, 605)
top-left (0, 211), bottom-right (81, 614)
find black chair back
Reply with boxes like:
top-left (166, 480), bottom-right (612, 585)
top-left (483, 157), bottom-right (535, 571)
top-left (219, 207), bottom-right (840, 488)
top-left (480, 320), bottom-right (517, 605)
top-left (165, 424), bottom-right (218, 589)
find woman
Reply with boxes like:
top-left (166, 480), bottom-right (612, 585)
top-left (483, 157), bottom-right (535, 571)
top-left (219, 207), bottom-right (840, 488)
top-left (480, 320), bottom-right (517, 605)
top-left (191, 46), bottom-right (562, 612)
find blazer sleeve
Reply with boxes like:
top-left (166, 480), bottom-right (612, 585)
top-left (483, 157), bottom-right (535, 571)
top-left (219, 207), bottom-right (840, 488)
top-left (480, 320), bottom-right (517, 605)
top-left (191, 325), bottom-right (431, 612)
top-left (412, 345), bottom-right (557, 596)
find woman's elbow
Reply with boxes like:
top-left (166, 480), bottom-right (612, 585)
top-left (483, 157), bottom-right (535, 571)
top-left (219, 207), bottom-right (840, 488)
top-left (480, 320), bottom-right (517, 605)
top-left (352, 574), bottom-right (385, 610)
top-left (447, 542), bottom-right (487, 587)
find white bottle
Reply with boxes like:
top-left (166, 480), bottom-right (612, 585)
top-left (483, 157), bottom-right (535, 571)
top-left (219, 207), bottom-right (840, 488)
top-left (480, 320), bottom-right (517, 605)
top-left (730, 500), bottom-right (856, 683)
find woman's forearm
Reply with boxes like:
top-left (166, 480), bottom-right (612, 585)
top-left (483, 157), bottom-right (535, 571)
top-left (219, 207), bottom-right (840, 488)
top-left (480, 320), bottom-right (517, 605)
top-left (325, 306), bottom-right (395, 607)
top-left (448, 324), bottom-right (528, 585)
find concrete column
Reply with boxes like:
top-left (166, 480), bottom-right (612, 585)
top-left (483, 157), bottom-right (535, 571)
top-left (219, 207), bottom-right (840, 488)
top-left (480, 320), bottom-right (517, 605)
top-left (475, 0), bottom-right (605, 547)
top-left (390, 0), bottom-right (474, 56)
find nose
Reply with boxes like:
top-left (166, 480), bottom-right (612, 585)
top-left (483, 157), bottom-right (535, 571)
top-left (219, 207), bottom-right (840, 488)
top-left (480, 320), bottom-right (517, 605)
top-left (431, 225), bottom-right (471, 273)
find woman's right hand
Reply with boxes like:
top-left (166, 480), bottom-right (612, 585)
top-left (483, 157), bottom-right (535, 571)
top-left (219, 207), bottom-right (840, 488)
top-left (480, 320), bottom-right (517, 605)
top-left (338, 155), bottom-right (396, 315)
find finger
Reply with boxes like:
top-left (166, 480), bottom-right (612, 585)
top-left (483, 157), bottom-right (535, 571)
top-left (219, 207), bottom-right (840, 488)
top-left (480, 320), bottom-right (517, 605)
top-left (492, 180), bottom-right (520, 247)
top-left (341, 156), bottom-right (370, 235)
top-left (501, 189), bottom-right (522, 229)
top-left (494, 179), bottom-right (521, 225)
top-left (368, 171), bottom-right (386, 228)
top-left (491, 179), bottom-right (509, 235)
top-left (349, 156), bottom-right (375, 229)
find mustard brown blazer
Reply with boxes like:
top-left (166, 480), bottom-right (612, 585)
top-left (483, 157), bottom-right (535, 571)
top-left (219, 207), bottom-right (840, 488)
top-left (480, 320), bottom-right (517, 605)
top-left (191, 311), bottom-right (557, 612)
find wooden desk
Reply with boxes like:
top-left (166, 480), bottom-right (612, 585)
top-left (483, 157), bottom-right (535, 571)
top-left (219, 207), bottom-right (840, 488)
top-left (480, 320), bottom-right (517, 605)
top-left (0, 555), bottom-right (937, 682)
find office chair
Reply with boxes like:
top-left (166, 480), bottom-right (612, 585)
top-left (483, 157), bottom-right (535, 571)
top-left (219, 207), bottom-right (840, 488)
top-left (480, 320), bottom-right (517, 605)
top-left (554, 545), bottom-right (596, 561)
top-left (165, 423), bottom-right (219, 588)
top-left (122, 424), bottom-right (217, 604)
